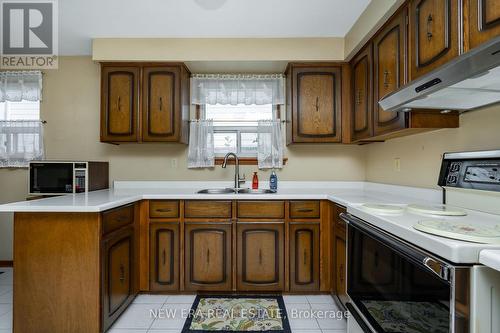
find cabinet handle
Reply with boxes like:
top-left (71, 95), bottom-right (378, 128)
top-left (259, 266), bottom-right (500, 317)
top-left (159, 97), bottom-right (163, 111)
top-left (119, 264), bottom-right (125, 283)
top-left (297, 208), bottom-right (314, 213)
top-left (426, 14), bottom-right (433, 41)
top-left (162, 249), bottom-right (166, 266)
top-left (339, 263), bottom-right (344, 284)
top-left (383, 70), bottom-right (390, 89)
top-left (259, 249), bottom-right (263, 265)
top-left (156, 208), bottom-right (172, 213)
top-left (356, 89), bottom-right (362, 105)
top-left (207, 249), bottom-right (210, 265)
top-left (315, 97), bottom-right (319, 112)
top-left (117, 96), bottom-right (122, 112)
top-left (303, 250), bottom-right (307, 265)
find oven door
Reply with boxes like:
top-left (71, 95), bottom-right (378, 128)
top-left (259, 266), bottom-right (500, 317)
top-left (29, 162), bottom-right (74, 194)
top-left (341, 213), bottom-right (469, 333)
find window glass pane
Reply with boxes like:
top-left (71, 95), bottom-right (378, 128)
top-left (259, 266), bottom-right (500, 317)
top-left (0, 101), bottom-right (40, 120)
top-left (214, 132), bottom-right (237, 155)
top-left (240, 132), bottom-right (258, 154)
top-left (205, 104), bottom-right (273, 127)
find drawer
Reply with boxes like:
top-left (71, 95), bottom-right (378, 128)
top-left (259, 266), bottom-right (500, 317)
top-left (149, 200), bottom-right (179, 218)
top-left (185, 201), bottom-right (232, 219)
top-left (237, 201), bottom-right (285, 219)
top-left (102, 204), bottom-right (134, 235)
top-left (289, 201), bottom-right (320, 219)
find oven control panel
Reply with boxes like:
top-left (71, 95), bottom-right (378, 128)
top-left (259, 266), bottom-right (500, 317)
top-left (439, 153), bottom-right (500, 191)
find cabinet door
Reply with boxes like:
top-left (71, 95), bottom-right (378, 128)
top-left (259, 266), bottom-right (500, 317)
top-left (150, 223), bottom-right (179, 292)
top-left (185, 223), bottom-right (232, 291)
top-left (409, 0), bottom-right (460, 79)
top-left (350, 45), bottom-right (373, 142)
top-left (292, 66), bottom-right (342, 143)
top-left (237, 223), bottom-right (284, 291)
top-left (468, 0), bottom-right (500, 50)
top-left (101, 66), bottom-right (140, 142)
top-left (102, 226), bottom-right (134, 331)
top-left (142, 66), bottom-right (180, 142)
top-left (373, 9), bottom-right (407, 137)
top-left (335, 235), bottom-right (347, 304)
top-left (290, 223), bottom-right (320, 291)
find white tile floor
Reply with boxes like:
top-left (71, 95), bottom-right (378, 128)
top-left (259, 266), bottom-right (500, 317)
top-left (0, 268), bottom-right (346, 333)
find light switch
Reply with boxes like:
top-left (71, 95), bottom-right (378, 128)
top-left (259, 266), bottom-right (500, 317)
top-left (394, 158), bottom-right (401, 172)
top-left (171, 158), bottom-right (178, 169)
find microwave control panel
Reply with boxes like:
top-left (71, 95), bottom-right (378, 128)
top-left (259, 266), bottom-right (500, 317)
top-left (74, 169), bottom-right (87, 193)
top-left (439, 156), bottom-right (500, 191)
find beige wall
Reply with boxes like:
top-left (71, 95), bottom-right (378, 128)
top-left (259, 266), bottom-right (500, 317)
top-left (366, 106), bottom-right (500, 189)
top-left (0, 56), bottom-right (367, 259)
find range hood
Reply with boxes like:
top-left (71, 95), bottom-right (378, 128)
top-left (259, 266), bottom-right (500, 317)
top-left (379, 36), bottom-right (500, 113)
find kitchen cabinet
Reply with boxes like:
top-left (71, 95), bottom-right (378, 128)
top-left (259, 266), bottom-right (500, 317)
top-left (100, 66), bottom-right (140, 142)
top-left (409, 0), bottom-right (460, 80)
top-left (149, 223), bottom-right (179, 292)
top-left (237, 223), bottom-right (285, 291)
top-left (373, 8), bottom-right (408, 137)
top-left (350, 45), bottom-right (374, 142)
top-left (184, 223), bottom-right (232, 291)
top-left (289, 223), bottom-right (320, 291)
top-left (100, 63), bottom-right (190, 144)
top-left (333, 205), bottom-right (348, 307)
top-left (467, 0), bottom-right (500, 50)
top-left (102, 224), bottom-right (135, 331)
top-left (286, 63), bottom-right (346, 144)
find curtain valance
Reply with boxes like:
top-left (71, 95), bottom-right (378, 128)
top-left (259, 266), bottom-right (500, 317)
top-left (0, 71), bottom-right (43, 102)
top-left (191, 74), bottom-right (285, 106)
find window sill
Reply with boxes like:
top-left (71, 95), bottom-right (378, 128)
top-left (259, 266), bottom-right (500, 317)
top-left (214, 157), bottom-right (288, 166)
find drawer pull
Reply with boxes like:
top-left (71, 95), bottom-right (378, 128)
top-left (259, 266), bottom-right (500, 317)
top-left (297, 208), bottom-right (314, 213)
top-left (259, 249), bottom-right (263, 265)
top-left (207, 249), bottom-right (210, 264)
top-left (119, 264), bottom-right (125, 283)
top-left (116, 216), bottom-right (128, 223)
top-left (156, 208), bottom-right (172, 213)
top-left (162, 250), bottom-right (166, 266)
top-left (303, 250), bottom-right (307, 265)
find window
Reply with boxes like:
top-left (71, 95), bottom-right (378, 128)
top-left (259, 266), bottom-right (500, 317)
top-left (202, 103), bottom-right (277, 156)
top-left (0, 100), bottom-right (40, 120)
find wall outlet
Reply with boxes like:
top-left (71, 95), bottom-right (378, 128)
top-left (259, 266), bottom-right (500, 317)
top-left (394, 158), bottom-right (401, 172)
top-left (171, 158), bottom-right (178, 169)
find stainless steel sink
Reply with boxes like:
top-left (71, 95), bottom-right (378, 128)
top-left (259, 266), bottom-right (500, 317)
top-left (197, 188), bottom-right (235, 194)
top-left (237, 188), bottom-right (276, 194)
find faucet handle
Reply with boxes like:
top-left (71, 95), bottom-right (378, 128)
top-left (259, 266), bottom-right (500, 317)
top-left (238, 174), bottom-right (246, 186)
top-left (239, 173), bottom-right (246, 180)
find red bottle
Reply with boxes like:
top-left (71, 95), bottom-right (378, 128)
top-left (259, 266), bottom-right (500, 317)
top-left (252, 172), bottom-right (259, 189)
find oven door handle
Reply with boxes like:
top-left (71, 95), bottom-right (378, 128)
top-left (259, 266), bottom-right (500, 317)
top-left (346, 302), bottom-right (374, 333)
top-left (340, 212), bottom-right (452, 283)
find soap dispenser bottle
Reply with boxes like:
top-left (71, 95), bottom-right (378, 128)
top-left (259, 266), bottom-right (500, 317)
top-left (252, 172), bottom-right (259, 189)
top-left (269, 169), bottom-right (278, 192)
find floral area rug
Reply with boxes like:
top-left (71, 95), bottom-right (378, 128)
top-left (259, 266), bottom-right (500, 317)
top-left (181, 295), bottom-right (291, 333)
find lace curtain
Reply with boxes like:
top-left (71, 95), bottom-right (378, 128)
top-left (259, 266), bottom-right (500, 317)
top-left (191, 74), bottom-right (285, 105)
top-left (187, 120), bottom-right (215, 168)
top-left (257, 120), bottom-right (283, 169)
top-left (0, 121), bottom-right (44, 167)
top-left (0, 71), bottom-right (42, 102)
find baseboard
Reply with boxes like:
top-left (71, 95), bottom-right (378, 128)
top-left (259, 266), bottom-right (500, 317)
top-left (0, 260), bottom-right (13, 267)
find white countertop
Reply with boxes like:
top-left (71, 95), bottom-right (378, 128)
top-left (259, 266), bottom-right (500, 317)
top-left (480, 250), bottom-right (500, 272)
top-left (0, 181), bottom-right (441, 213)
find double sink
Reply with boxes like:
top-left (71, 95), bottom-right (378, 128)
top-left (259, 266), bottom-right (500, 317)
top-left (198, 188), bottom-right (276, 194)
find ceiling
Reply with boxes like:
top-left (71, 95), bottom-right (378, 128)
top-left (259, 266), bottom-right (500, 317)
top-left (59, 0), bottom-right (371, 55)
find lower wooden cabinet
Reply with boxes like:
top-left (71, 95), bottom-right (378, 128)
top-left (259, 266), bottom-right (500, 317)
top-left (333, 205), bottom-right (348, 306)
top-left (290, 223), bottom-right (320, 291)
top-left (149, 223), bottom-right (179, 292)
top-left (237, 223), bottom-right (284, 291)
top-left (102, 226), bottom-right (135, 331)
top-left (184, 223), bottom-right (232, 291)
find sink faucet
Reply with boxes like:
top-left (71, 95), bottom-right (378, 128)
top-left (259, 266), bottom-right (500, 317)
top-left (222, 152), bottom-right (246, 190)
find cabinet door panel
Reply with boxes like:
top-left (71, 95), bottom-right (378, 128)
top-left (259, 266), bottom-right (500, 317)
top-left (102, 227), bottom-right (134, 331)
top-left (150, 223), bottom-right (179, 291)
top-left (351, 45), bottom-right (373, 141)
top-left (101, 67), bottom-right (139, 142)
top-left (142, 67), bottom-right (179, 141)
top-left (185, 224), bottom-right (232, 291)
top-left (410, 0), bottom-right (459, 79)
top-left (469, 0), bottom-right (500, 49)
top-left (373, 10), bottom-right (407, 136)
top-left (335, 236), bottom-right (347, 300)
top-left (290, 223), bottom-right (320, 291)
top-left (237, 223), bottom-right (284, 291)
top-left (290, 66), bottom-right (342, 143)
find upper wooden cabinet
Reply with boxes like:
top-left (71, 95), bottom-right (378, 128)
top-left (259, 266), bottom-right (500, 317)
top-left (286, 63), bottom-right (346, 144)
top-left (467, 0), bottom-right (500, 50)
top-left (373, 9), bottom-right (408, 137)
top-left (101, 66), bottom-right (140, 142)
top-left (350, 45), bottom-right (374, 141)
top-left (101, 63), bottom-right (190, 144)
top-left (409, 0), bottom-right (460, 79)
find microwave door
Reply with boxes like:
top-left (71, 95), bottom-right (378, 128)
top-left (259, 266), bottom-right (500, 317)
top-left (30, 163), bottom-right (74, 194)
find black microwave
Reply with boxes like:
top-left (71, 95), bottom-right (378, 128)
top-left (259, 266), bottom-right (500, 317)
top-left (29, 161), bottom-right (109, 195)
